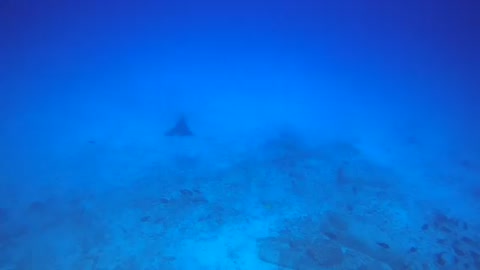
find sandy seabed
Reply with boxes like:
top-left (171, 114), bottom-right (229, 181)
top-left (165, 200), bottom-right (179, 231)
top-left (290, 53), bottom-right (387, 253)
top-left (1, 131), bottom-right (479, 270)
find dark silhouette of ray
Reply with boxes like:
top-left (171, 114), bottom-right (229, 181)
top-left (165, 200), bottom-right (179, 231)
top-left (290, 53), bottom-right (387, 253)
top-left (165, 115), bottom-right (193, 136)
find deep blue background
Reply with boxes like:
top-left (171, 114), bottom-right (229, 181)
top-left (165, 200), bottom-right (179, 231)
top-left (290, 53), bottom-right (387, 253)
top-left (1, 0), bottom-right (479, 175)
top-left (2, 0), bottom-right (478, 102)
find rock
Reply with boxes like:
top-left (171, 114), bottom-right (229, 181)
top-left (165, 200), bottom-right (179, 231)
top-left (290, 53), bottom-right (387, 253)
top-left (358, 261), bottom-right (392, 270)
top-left (257, 237), bottom-right (344, 269)
top-left (257, 237), bottom-right (295, 269)
top-left (306, 239), bottom-right (344, 267)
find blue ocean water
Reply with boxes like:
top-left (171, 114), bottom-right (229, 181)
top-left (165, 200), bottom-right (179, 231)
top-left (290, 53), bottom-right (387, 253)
top-left (0, 0), bottom-right (479, 269)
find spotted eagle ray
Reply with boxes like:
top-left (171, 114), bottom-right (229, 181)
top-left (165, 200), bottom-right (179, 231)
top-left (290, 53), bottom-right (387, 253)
top-left (165, 115), bottom-right (193, 136)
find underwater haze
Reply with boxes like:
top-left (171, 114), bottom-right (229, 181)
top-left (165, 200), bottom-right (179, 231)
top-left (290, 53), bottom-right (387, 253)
top-left (1, 0), bottom-right (479, 269)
